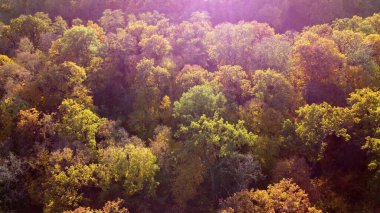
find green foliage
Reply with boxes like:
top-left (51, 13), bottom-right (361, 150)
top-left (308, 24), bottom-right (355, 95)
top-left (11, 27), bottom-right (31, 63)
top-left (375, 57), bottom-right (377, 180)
top-left (8, 13), bottom-right (51, 48)
top-left (251, 70), bottom-right (297, 114)
top-left (348, 88), bottom-right (380, 180)
top-left (97, 144), bottom-right (159, 197)
top-left (240, 69), bottom-right (298, 135)
top-left (43, 163), bottom-right (98, 212)
top-left (173, 114), bottom-right (259, 208)
top-left (0, 98), bottom-right (25, 143)
top-left (57, 99), bottom-right (105, 149)
top-left (52, 16), bottom-right (68, 35)
top-left (333, 15), bottom-right (377, 34)
top-left (50, 25), bottom-right (102, 66)
top-left (253, 35), bottom-right (292, 74)
top-left (178, 114), bottom-right (258, 158)
top-left (175, 65), bottom-right (214, 98)
top-left (173, 84), bottom-right (227, 124)
top-left (128, 58), bottom-right (171, 139)
top-left (295, 102), bottom-right (352, 162)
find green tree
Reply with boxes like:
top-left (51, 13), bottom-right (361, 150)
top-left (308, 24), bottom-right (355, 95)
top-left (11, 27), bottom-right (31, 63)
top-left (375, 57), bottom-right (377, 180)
top-left (333, 15), bottom-right (376, 34)
top-left (56, 99), bottom-right (106, 149)
top-left (333, 30), bottom-right (378, 75)
top-left (173, 114), bottom-right (259, 208)
top-left (97, 144), bottom-right (159, 197)
top-left (253, 35), bottom-right (292, 74)
top-left (174, 65), bottom-right (214, 98)
top-left (173, 84), bottom-right (227, 125)
top-left (50, 25), bottom-right (102, 67)
top-left (348, 88), bottom-right (380, 183)
top-left (8, 12), bottom-right (51, 48)
top-left (295, 102), bottom-right (352, 162)
top-left (43, 163), bottom-right (98, 212)
top-left (0, 98), bottom-right (25, 142)
top-left (240, 70), bottom-right (298, 135)
top-left (128, 58), bottom-right (170, 139)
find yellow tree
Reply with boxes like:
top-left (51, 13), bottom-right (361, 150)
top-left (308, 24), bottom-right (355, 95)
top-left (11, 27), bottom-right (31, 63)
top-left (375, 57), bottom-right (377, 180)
top-left (290, 31), bottom-right (345, 104)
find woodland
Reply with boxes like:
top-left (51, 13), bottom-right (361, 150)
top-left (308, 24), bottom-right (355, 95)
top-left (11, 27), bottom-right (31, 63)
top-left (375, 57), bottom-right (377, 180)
top-left (0, 0), bottom-right (380, 212)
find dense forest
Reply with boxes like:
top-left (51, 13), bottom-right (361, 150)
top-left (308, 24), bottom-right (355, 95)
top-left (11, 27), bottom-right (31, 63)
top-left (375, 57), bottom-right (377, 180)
top-left (0, 0), bottom-right (380, 212)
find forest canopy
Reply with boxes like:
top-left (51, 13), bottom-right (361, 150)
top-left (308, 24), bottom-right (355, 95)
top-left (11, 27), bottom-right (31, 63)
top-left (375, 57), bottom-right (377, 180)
top-left (0, 0), bottom-right (380, 212)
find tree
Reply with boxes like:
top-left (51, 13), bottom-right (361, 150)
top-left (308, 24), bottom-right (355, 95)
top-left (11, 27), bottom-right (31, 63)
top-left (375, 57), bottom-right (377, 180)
top-left (215, 154), bottom-right (263, 198)
top-left (43, 163), bottom-right (98, 212)
top-left (139, 34), bottom-right (172, 61)
top-left (50, 25), bottom-right (102, 67)
top-left (253, 35), bottom-right (292, 74)
top-left (28, 147), bottom-right (98, 213)
top-left (173, 84), bottom-right (227, 124)
top-left (168, 12), bottom-right (211, 67)
top-left (97, 144), bottom-right (159, 197)
top-left (213, 65), bottom-right (251, 105)
top-left (52, 16), bottom-right (68, 35)
top-left (272, 157), bottom-right (313, 194)
top-left (0, 153), bottom-right (28, 212)
top-left (128, 58), bottom-right (171, 139)
top-left (150, 125), bottom-right (173, 170)
top-left (37, 61), bottom-right (88, 111)
top-left (219, 179), bottom-right (322, 213)
top-left (15, 108), bottom-right (41, 152)
top-left (290, 31), bottom-right (345, 104)
top-left (99, 9), bottom-right (126, 33)
top-left (0, 54), bottom-right (14, 65)
top-left (348, 88), bottom-right (380, 182)
top-left (333, 15), bottom-right (377, 34)
top-left (65, 199), bottom-right (129, 213)
top-left (240, 70), bottom-right (298, 135)
top-left (206, 21), bottom-right (275, 70)
top-left (348, 88), bottom-right (380, 138)
top-left (295, 102), bottom-right (352, 162)
top-left (365, 34), bottom-right (380, 65)
top-left (174, 65), bottom-right (214, 98)
top-left (56, 99), bottom-right (106, 150)
top-left (333, 30), bottom-right (378, 76)
top-left (8, 12), bottom-right (51, 48)
top-left (0, 61), bottom-right (31, 99)
top-left (0, 98), bottom-right (25, 142)
top-left (265, 179), bottom-right (321, 213)
top-left (173, 114), bottom-right (259, 208)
